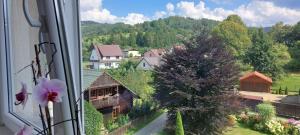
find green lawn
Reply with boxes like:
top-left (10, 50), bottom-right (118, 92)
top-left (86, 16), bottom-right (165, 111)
top-left (126, 110), bottom-right (165, 135)
top-left (225, 123), bottom-right (268, 135)
top-left (272, 73), bottom-right (300, 94)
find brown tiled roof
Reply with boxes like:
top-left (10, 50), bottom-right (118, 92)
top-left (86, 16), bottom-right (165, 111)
top-left (240, 71), bottom-right (272, 83)
top-left (88, 72), bottom-right (139, 97)
top-left (145, 49), bottom-right (166, 57)
top-left (89, 72), bottom-right (119, 89)
top-left (94, 45), bottom-right (123, 57)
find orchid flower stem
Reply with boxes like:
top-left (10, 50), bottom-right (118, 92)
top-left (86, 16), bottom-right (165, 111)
top-left (36, 119), bottom-right (76, 135)
top-left (45, 106), bottom-right (52, 135)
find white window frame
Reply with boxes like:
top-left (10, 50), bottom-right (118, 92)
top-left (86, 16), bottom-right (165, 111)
top-left (0, 0), bottom-right (83, 134)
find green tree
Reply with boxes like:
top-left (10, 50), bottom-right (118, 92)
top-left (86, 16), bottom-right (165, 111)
top-left (268, 22), bottom-right (293, 45)
top-left (244, 28), bottom-right (288, 79)
top-left (128, 32), bottom-right (137, 47)
top-left (176, 111), bottom-right (184, 135)
top-left (136, 32), bottom-right (145, 47)
top-left (154, 34), bottom-right (240, 134)
top-left (84, 101), bottom-right (104, 135)
top-left (212, 15), bottom-right (251, 58)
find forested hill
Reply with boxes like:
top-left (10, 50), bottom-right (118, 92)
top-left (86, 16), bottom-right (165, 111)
top-left (81, 16), bottom-right (217, 52)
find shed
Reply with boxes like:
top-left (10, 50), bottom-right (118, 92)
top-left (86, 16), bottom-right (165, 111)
top-left (239, 71), bottom-right (273, 93)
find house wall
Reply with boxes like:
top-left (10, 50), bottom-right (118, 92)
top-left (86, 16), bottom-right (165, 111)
top-left (240, 76), bottom-right (271, 93)
top-left (90, 50), bottom-right (123, 69)
top-left (136, 59), bottom-right (153, 70)
top-left (90, 49), bottom-right (99, 61)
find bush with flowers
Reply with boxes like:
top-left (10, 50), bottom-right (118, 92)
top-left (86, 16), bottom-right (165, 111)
top-left (265, 120), bottom-right (284, 135)
top-left (235, 102), bottom-right (300, 135)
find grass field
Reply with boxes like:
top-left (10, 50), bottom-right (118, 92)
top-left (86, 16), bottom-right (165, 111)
top-left (272, 73), bottom-right (300, 94)
top-left (126, 110), bottom-right (165, 135)
top-left (225, 123), bottom-right (267, 135)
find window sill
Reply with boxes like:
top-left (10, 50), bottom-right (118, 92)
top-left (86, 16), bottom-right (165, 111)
top-left (0, 125), bottom-right (13, 135)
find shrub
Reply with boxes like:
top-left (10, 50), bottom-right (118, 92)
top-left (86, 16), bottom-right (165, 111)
top-left (176, 111), bottom-right (184, 135)
top-left (253, 123), bottom-right (265, 131)
top-left (247, 114), bottom-right (262, 128)
top-left (285, 86), bottom-right (288, 95)
top-left (84, 101), bottom-right (104, 135)
top-left (129, 99), bottom-right (158, 119)
top-left (116, 114), bottom-right (129, 126)
top-left (227, 115), bottom-right (237, 126)
top-left (256, 102), bottom-right (276, 122)
top-left (106, 120), bottom-right (119, 132)
top-left (298, 88), bottom-right (300, 95)
top-left (265, 120), bottom-right (284, 135)
top-left (279, 87), bottom-right (282, 94)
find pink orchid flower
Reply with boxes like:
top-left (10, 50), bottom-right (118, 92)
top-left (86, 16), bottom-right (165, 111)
top-left (33, 78), bottom-right (66, 107)
top-left (15, 82), bottom-right (28, 108)
top-left (15, 125), bottom-right (32, 135)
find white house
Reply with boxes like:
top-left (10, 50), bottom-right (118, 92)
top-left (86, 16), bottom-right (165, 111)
top-left (90, 45), bottom-right (123, 69)
top-left (136, 57), bottom-right (161, 70)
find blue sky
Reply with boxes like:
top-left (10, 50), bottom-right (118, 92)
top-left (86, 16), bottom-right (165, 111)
top-left (80, 0), bottom-right (300, 26)
top-left (102, 0), bottom-right (250, 17)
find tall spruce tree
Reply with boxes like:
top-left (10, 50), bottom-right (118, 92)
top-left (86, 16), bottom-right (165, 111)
top-left (153, 34), bottom-right (240, 134)
top-left (176, 111), bottom-right (184, 135)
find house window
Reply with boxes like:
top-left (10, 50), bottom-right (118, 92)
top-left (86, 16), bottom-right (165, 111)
top-left (2, 0), bottom-right (45, 128)
top-left (116, 56), bottom-right (120, 59)
top-left (106, 56), bottom-right (110, 59)
top-left (1, 0), bottom-right (82, 134)
top-left (143, 63), bottom-right (146, 67)
top-left (105, 63), bottom-right (112, 67)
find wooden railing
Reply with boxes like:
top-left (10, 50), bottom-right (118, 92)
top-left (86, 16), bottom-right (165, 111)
top-left (91, 95), bottom-right (119, 109)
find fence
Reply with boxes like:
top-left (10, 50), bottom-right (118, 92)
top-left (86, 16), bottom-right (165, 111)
top-left (239, 96), bottom-right (300, 119)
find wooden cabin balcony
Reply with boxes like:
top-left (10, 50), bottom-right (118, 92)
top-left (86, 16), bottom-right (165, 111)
top-left (91, 94), bottom-right (119, 109)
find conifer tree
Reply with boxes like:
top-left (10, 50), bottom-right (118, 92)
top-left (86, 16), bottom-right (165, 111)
top-left (176, 111), bottom-right (184, 135)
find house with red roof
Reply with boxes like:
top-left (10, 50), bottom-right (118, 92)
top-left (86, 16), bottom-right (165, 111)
top-left (90, 44), bottom-right (123, 69)
top-left (143, 48), bottom-right (166, 57)
top-left (239, 71), bottom-right (273, 93)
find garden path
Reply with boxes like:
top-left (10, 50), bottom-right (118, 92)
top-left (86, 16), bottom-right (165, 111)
top-left (134, 112), bottom-right (167, 135)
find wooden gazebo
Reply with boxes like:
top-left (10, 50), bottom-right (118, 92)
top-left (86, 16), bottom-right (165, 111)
top-left (239, 71), bottom-right (273, 93)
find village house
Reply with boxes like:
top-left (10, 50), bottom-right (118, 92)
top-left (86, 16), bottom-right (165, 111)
top-left (83, 70), bottom-right (138, 120)
top-left (136, 57), bottom-right (162, 70)
top-left (90, 44), bottom-right (123, 69)
top-left (143, 48), bottom-right (166, 57)
top-left (239, 71), bottom-right (273, 93)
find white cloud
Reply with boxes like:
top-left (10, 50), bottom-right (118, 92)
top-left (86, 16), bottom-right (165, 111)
top-left (80, 0), bottom-right (149, 25)
top-left (234, 1), bottom-right (300, 26)
top-left (80, 0), bottom-right (102, 12)
top-left (154, 11), bottom-right (167, 19)
top-left (121, 13), bottom-right (150, 25)
top-left (176, 1), bottom-right (233, 21)
top-left (166, 3), bottom-right (175, 12)
top-left (80, 0), bottom-right (300, 26)
top-left (175, 0), bottom-right (300, 26)
top-left (80, 0), bottom-right (117, 23)
top-left (81, 8), bottom-right (118, 23)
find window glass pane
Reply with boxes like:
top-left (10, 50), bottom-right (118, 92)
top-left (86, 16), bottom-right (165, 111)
top-left (8, 0), bottom-right (45, 128)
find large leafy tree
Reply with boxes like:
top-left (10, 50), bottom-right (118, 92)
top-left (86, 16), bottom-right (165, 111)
top-left (153, 34), bottom-right (240, 135)
top-left (212, 15), bottom-right (251, 58)
top-left (244, 28), bottom-right (290, 79)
